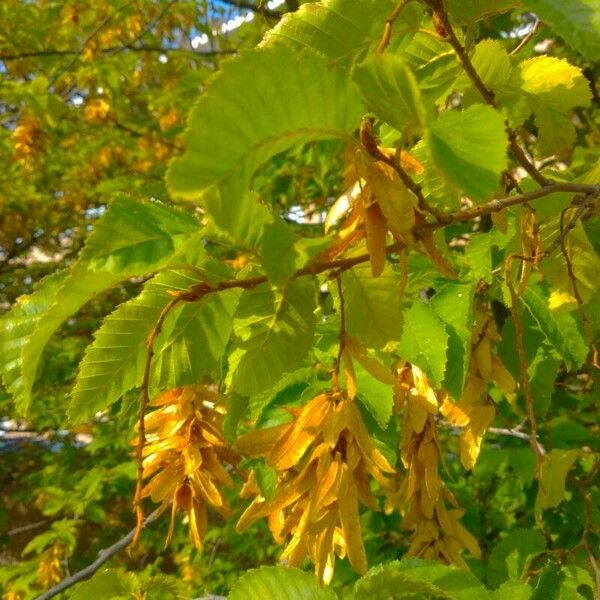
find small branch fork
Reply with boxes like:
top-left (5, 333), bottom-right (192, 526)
top-left (37, 506), bottom-right (165, 600)
top-left (424, 0), bottom-right (548, 187)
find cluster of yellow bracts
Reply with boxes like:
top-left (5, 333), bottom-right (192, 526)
top-left (234, 392), bottom-right (394, 583)
top-left (136, 324), bottom-right (515, 582)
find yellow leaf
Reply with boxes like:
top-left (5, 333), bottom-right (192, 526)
top-left (233, 423), bottom-right (288, 457)
top-left (268, 393), bottom-right (334, 470)
top-left (365, 161), bottom-right (416, 237)
top-left (338, 466), bottom-right (367, 574)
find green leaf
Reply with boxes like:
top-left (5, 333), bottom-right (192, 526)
top-left (0, 271), bottom-right (68, 413)
top-left (431, 281), bottom-right (475, 399)
top-left (398, 301), bottom-right (448, 388)
top-left (520, 284), bottom-right (588, 370)
top-left (355, 362), bottom-right (394, 428)
top-left (167, 46), bottom-right (361, 226)
top-left (528, 344), bottom-right (561, 417)
top-left (530, 562), bottom-right (564, 600)
top-left (19, 266), bottom-right (125, 414)
top-left (229, 566), bottom-right (337, 600)
top-left (228, 278), bottom-right (317, 396)
top-left (465, 233), bottom-right (492, 284)
top-left (79, 195), bottom-right (199, 273)
top-left (342, 262), bottom-right (403, 349)
top-left (260, 219), bottom-right (299, 286)
top-left (71, 568), bottom-right (140, 600)
top-left (491, 581), bottom-right (533, 600)
top-left (535, 449), bottom-right (580, 521)
top-left (69, 256), bottom-right (234, 422)
top-left (354, 559), bottom-right (490, 600)
top-left (520, 0), bottom-right (600, 60)
top-left (353, 53), bottom-right (425, 132)
top-left (540, 220), bottom-right (600, 305)
top-left (266, 0), bottom-right (419, 61)
top-left (151, 288), bottom-right (241, 389)
top-left (512, 56), bottom-right (591, 154)
top-left (487, 529), bottom-right (545, 588)
top-left (205, 188), bottom-right (273, 249)
top-left (427, 104), bottom-right (507, 201)
top-left (446, 0), bottom-right (520, 23)
top-left (471, 40), bottom-right (512, 90)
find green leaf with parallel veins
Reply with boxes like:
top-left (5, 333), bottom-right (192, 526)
top-left (68, 267), bottom-right (203, 422)
top-left (71, 569), bottom-right (140, 600)
top-left (228, 278), bottom-right (317, 396)
top-left (0, 271), bottom-right (68, 414)
top-left (520, 284), bottom-right (588, 370)
top-left (528, 343), bottom-right (561, 417)
top-left (398, 301), bottom-right (448, 388)
top-left (487, 529), bottom-right (545, 588)
top-left (427, 104), bottom-right (507, 201)
top-left (520, 0), bottom-right (600, 60)
top-left (534, 449), bottom-right (580, 522)
top-left (265, 0), bottom-right (420, 61)
top-left (167, 46), bottom-right (361, 228)
top-left (512, 56), bottom-right (591, 154)
top-left (342, 262), bottom-right (403, 349)
top-left (471, 39), bottom-right (512, 90)
top-left (355, 559), bottom-right (490, 600)
top-left (355, 362), bottom-right (394, 428)
top-left (353, 53), bottom-right (425, 132)
top-left (446, 0), bottom-right (520, 23)
top-left (69, 253), bottom-right (233, 422)
top-left (431, 281), bottom-right (475, 399)
top-left (205, 188), bottom-right (272, 249)
top-left (530, 563), bottom-right (564, 600)
top-left (491, 581), bottom-right (533, 600)
top-left (465, 233), bottom-right (493, 284)
top-left (79, 194), bottom-right (198, 273)
top-left (151, 288), bottom-right (241, 389)
top-left (260, 219), bottom-right (299, 286)
top-left (230, 566), bottom-right (336, 600)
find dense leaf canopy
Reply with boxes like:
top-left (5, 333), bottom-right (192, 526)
top-left (1, 1), bottom-right (598, 599)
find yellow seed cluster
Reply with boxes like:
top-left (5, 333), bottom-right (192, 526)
top-left (448, 309), bottom-right (516, 470)
top-left (12, 113), bottom-right (44, 168)
top-left (37, 543), bottom-right (64, 590)
top-left (394, 364), bottom-right (481, 567)
top-left (136, 386), bottom-right (236, 549)
top-left (234, 392), bottom-right (394, 583)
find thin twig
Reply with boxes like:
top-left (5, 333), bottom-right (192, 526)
top-left (377, 1), bottom-right (407, 54)
top-left (558, 206), bottom-right (599, 368)
top-left (504, 254), bottom-right (546, 476)
top-left (132, 295), bottom-right (183, 547)
top-left (36, 506), bottom-right (164, 600)
top-left (488, 426), bottom-right (546, 455)
top-left (359, 119), bottom-right (449, 223)
top-left (0, 47), bottom-right (236, 61)
top-left (426, 0), bottom-right (549, 187)
top-left (542, 190), bottom-right (599, 257)
top-left (51, 0), bottom-right (137, 82)
top-left (8, 520), bottom-right (48, 536)
top-left (510, 19), bottom-right (541, 55)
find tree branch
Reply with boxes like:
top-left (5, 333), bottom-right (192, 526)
top-left (426, 0), bottom-right (549, 187)
top-left (218, 0), bottom-right (283, 19)
top-left (0, 46), bottom-right (237, 61)
top-left (488, 426), bottom-right (546, 455)
top-left (36, 506), bottom-right (164, 600)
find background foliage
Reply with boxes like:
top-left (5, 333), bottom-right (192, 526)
top-left (0, 0), bottom-right (598, 599)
